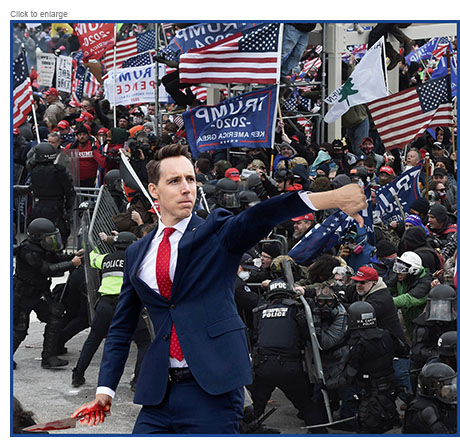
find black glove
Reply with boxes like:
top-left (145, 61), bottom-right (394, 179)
top-left (295, 310), bottom-right (307, 328)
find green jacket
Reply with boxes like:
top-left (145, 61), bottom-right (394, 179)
top-left (391, 266), bottom-right (432, 335)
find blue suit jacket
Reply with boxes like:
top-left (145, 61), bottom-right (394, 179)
top-left (97, 191), bottom-right (313, 405)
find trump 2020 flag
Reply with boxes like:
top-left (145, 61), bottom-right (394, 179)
top-left (183, 85), bottom-right (278, 158)
top-left (159, 23), bottom-right (257, 62)
top-left (374, 163), bottom-right (423, 226)
top-left (179, 23), bottom-right (282, 85)
top-left (324, 36), bottom-right (387, 123)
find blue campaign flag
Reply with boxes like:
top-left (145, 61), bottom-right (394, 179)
top-left (159, 23), bottom-right (257, 62)
top-left (183, 85), bottom-right (278, 158)
top-left (431, 49), bottom-right (457, 97)
top-left (374, 164), bottom-right (423, 226)
top-left (288, 210), bottom-right (355, 266)
top-left (288, 186), bottom-right (374, 266)
top-left (404, 37), bottom-right (449, 64)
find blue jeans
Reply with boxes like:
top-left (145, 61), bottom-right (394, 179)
top-left (393, 357), bottom-right (412, 402)
top-left (281, 24), bottom-right (310, 78)
top-left (346, 117), bottom-right (369, 156)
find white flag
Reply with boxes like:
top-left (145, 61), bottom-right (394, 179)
top-left (324, 36), bottom-right (388, 123)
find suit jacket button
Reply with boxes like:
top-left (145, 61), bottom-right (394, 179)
top-left (163, 334), bottom-right (169, 341)
top-left (170, 304), bottom-right (176, 310)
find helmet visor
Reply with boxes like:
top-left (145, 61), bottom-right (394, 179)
top-left (41, 231), bottom-right (63, 252)
top-left (439, 376), bottom-right (457, 404)
top-left (393, 259), bottom-right (411, 274)
top-left (427, 300), bottom-right (455, 322)
top-left (217, 191), bottom-right (240, 209)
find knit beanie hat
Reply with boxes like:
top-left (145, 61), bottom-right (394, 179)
top-left (376, 239), bottom-right (397, 258)
top-left (409, 198), bottom-right (430, 216)
top-left (262, 243), bottom-right (281, 259)
top-left (429, 203), bottom-right (448, 223)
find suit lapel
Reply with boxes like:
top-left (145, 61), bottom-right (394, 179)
top-left (170, 213), bottom-right (202, 298)
top-left (129, 226), bottom-right (157, 282)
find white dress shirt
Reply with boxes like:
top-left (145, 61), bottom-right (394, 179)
top-left (97, 192), bottom-right (316, 397)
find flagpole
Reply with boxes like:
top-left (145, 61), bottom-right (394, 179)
top-left (382, 37), bottom-right (389, 95)
top-left (425, 153), bottom-right (430, 200)
top-left (21, 45), bottom-right (40, 143)
top-left (445, 48), bottom-right (456, 173)
top-left (154, 22), bottom-right (161, 137)
top-left (113, 23), bottom-right (118, 128)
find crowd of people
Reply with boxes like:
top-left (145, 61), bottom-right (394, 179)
top-left (12, 22), bottom-right (457, 435)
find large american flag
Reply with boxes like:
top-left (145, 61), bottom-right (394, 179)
top-left (179, 23), bottom-right (281, 85)
top-left (368, 75), bottom-right (453, 151)
top-left (13, 52), bottom-right (34, 128)
top-left (104, 29), bottom-right (156, 72)
top-left (71, 64), bottom-right (101, 103)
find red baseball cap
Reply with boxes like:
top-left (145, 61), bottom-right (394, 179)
top-left (97, 127), bottom-right (109, 135)
top-left (291, 213), bottom-right (314, 222)
top-left (379, 166), bottom-right (395, 176)
top-left (350, 266), bottom-right (378, 282)
top-left (76, 112), bottom-right (94, 122)
top-left (57, 120), bottom-right (70, 129)
top-left (225, 168), bottom-right (240, 181)
top-left (44, 87), bottom-right (59, 96)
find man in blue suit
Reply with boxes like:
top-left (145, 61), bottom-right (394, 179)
top-left (72, 144), bottom-right (366, 434)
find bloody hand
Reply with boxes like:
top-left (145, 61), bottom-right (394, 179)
top-left (72, 395), bottom-right (112, 427)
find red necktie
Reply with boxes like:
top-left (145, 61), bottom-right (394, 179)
top-left (156, 227), bottom-right (184, 361)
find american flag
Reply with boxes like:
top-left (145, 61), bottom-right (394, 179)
top-left (122, 50), bottom-right (156, 68)
top-left (296, 57), bottom-right (322, 80)
top-left (71, 64), bottom-right (101, 103)
top-left (432, 36), bottom-right (451, 60)
top-left (368, 75), bottom-right (453, 151)
top-left (104, 30), bottom-right (156, 72)
top-left (13, 52), bottom-right (33, 128)
top-left (179, 23), bottom-right (281, 85)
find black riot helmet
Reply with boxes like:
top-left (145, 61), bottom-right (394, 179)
top-left (76, 200), bottom-right (96, 219)
top-left (27, 218), bottom-right (63, 252)
top-left (437, 331), bottom-right (457, 358)
top-left (34, 142), bottom-right (57, 163)
top-left (113, 231), bottom-right (137, 249)
top-left (417, 362), bottom-right (457, 404)
top-left (426, 284), bottom-right (457, 322)
top-left (238, 190), bottom-right (261, 208)
top-left (214, 177), bottom-right (240, 210)
top-left (265, 278), bottom-right (296, 301)
top-left (347, 301), bottom-right (377, 330)
top-left (104, 169), bottom-right (123, 192)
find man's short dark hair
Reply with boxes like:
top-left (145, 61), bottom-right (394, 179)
top-left (146, 144), bottom-right (193, 185)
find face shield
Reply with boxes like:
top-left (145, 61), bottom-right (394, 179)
top-left (426, 299), bottom-right (457, 322)
top-left (40, 229), bottom-right (63, 252)
top-left (216, 190), bottom-right (240, 209)
top-left (438, 375), bottom-right (457, 404)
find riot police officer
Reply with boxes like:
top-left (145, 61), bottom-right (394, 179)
top-left (410, 284), bottom-right (457, 390)
top-left (71, 232), bottom-right (149, 388)
top-left (250, 279), bottom-right (323, 429)
top-left (337, 301), bottom-right (405, 433)
top-left (403, 362), bottom-right (457, 434)
top-left (13, 218), bottom-right (83, 368)
top-left (29, 142), bottom-right (75, 248)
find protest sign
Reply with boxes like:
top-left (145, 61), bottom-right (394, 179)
top-left (36, 53), bottom-right (56, 87)
top-left (56, 55), bottom-right (73, 93)
top-left (103, 64), bottom-right (167, 106)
